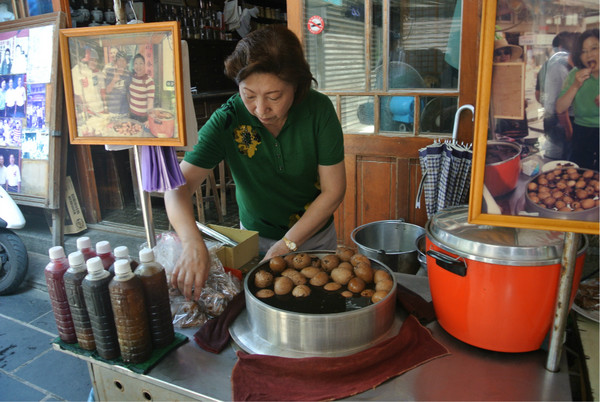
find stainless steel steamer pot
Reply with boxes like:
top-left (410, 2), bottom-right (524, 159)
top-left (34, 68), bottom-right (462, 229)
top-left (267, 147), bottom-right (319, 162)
top-left (240, 251), bottom-right (398, 357)
top-left (351, 221), bottom-right (425, 274)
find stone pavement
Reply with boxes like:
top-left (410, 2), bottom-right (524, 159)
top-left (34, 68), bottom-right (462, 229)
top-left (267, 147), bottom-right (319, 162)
top-left (0, 252), bottom-right (93, 401)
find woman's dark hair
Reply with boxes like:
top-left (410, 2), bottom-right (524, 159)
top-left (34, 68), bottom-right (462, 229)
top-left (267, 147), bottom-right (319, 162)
top-left (133, 53), bottom-right (145, 63)
top-left (224, 25), bottom-right (316, 102)
top-left (572, 28), bottom-right (599, 69)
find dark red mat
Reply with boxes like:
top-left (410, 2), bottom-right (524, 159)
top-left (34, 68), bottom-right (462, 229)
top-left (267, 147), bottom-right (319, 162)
top-left (231, 314), bottom-right (449, 401)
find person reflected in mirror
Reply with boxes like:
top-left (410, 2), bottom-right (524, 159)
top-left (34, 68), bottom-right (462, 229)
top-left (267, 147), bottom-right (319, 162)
top-left (164, 26), bottom-right (346, 301)
top-left (541, 32), bottom-right (579, 160)
top-left (556, 29), bottom-right (600, 171)
top-left (6, 153), bottom-right (20, 192)
top-left (105, 51), bottom-right (131, 116)
top-left (492, 38), bottom-right (529, 140)
top-left (128, 53), bottom-right (154, 123)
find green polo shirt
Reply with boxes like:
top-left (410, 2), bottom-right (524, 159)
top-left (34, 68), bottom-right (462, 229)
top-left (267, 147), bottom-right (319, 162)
top-left (560, 68), bottom-right (599, 127)
top-left (184, 89), bottom-right (344, 240)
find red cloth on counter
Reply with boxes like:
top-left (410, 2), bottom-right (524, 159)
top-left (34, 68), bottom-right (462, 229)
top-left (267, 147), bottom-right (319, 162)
top-left (231, 315), bottom-right (450, 401)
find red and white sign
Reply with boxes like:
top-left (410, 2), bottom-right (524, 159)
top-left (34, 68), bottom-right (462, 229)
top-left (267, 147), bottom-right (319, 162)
top-left (307, 15), bottom-right (324, 34)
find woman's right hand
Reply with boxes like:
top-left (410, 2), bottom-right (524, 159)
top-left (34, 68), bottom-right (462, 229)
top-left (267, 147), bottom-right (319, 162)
top-left (164, 161), bottom-right (214, 301)
top-left (171, 238), bottom-right (210, 301)
top-left (573, 68), bottom-right (592, 88)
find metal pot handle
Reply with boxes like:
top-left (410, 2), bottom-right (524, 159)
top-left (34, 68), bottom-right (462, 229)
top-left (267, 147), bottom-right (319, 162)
top-left (426, 249), bottom-right (467, 277)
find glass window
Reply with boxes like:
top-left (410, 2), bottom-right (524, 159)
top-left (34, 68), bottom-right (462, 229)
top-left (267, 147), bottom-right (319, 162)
top-left (342, 96), bottom-right (375, 134)
top-left (303, 0), bottom-right (462, 137)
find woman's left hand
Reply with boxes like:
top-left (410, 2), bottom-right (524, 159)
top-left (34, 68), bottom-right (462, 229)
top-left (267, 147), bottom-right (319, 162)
top-left (262, 239), bottom-right (289, 262)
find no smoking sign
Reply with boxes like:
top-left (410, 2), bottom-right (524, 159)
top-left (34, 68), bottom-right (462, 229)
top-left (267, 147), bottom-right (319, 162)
top-left (307, 15), bottom-right (324, 34)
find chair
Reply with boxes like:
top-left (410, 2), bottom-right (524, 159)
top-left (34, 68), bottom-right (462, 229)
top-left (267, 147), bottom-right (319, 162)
top-left (194, 169), bottom-right (223, 223)
top-left (213, 161), bottom-right (235, 215)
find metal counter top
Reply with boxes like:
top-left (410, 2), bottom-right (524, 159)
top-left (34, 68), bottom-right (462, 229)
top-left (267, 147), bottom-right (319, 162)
top-left (54, 274), bottom-right (572, 401)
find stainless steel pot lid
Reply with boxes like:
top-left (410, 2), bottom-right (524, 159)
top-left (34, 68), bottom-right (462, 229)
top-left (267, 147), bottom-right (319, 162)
top-left (425, 206), bottom-right (584, 266)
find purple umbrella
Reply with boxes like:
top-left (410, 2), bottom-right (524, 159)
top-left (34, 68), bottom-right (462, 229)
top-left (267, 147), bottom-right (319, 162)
top-left (141, 146), bottom-right (185, 192)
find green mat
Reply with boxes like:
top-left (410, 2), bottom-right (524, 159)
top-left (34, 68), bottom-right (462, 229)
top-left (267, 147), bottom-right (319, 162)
top-left (53, 332), bottom-right (188, 374)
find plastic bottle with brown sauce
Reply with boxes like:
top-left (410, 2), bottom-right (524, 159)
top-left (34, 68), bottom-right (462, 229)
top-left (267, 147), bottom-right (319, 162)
top-left (82, 256), bottom-right (120, 360)
top-left (45, 246), bottom-right (77, 343)
top-left (96, 240), bottom-right (115, 271)
top-left (110, 246), bottom-right (139, 276)
top-left (64, 251), bottom-right (96, 350)
top-left (109, 259), bottom-right (152, 364)
top-left (135, 248), bottom-right (175, 349)
top-left (76, 236), bottom-right (97, 261)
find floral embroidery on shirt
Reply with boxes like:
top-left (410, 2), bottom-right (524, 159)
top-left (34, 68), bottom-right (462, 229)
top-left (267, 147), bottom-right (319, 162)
top-left (234, 125), bottom-right (261, 158)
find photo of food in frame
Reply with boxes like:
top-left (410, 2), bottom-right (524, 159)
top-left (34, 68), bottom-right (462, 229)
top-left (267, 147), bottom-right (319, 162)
top-left (59, 22), bottom-right (185, 146)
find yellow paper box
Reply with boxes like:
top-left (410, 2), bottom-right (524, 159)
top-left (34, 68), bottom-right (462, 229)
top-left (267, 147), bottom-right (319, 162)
top-left (207, 224), bottom-right (259, 269)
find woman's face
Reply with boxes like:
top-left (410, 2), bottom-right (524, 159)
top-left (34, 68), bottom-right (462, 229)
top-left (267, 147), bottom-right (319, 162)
top-left (239, 73), bottom-right (295, 130)
top-left (494, 47), bottom-right (512, 63)
top-left (133, 57), bottom-right (145, 75)
top-left (116, 57), bottom-right (127, 72)
top-left (580, 36), bottom-right (599, 73)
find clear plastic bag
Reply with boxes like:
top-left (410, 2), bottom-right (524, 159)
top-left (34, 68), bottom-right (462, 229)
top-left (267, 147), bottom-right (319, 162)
top-left (153, 232), bottom-right (243, 328)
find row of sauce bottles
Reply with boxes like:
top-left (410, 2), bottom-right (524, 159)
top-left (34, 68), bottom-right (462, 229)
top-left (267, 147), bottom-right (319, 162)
top-left (45, 237), bottom-right (175, 364)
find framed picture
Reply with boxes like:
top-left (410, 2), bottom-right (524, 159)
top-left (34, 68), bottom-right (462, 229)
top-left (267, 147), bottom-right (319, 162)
top-left (468, 0), bottom-right (599, 235)
top-left (59, 21), bottom-right (186, 146)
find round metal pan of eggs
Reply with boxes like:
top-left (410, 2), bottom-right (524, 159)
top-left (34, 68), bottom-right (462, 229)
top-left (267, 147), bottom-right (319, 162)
top-left (229, 249), bottom-right (401, 358)
top-left (524, 167), bottom-right (599, 222)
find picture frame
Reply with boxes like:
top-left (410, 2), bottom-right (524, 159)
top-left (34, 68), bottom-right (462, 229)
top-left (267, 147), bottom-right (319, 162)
top-left (59, 21), bottom-right (186, 146)
top-left (468, 0), bottom-right (599, 235)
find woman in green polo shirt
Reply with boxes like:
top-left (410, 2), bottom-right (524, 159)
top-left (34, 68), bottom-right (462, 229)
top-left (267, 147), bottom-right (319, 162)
top-left (556, 28), bottom-right (599, 171)
top-left (165, 26), bottom-right (346, 301)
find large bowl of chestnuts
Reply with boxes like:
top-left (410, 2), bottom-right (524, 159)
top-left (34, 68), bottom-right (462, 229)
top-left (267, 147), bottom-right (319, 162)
top-left (229, 249), bottom-right (398, 358)
top-left (524, 167), bottom-right (599, 222)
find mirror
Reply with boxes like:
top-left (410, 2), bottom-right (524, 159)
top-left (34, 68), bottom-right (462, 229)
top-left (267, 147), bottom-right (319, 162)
top-left (469, 0), bottom-right (599, 235)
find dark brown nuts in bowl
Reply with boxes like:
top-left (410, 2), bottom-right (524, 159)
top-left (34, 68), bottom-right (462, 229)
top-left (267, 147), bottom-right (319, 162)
top-left (525, 168), bottom-right (599, 221)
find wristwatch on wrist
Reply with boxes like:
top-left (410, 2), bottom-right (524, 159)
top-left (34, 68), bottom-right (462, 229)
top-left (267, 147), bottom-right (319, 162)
top-left (283, 237), bottom-right (297, 252)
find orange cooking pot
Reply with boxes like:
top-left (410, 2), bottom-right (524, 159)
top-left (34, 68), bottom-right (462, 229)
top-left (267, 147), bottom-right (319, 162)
top-left (484, 141), bottom-right (522, 197)
top-left (425, 207), bottom-right (587, 353)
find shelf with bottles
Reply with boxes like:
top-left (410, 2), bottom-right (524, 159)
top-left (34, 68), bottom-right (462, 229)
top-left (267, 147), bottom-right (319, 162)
top-left (148, 1), bottom-right (238, 42)
top-left (69, 0), bottom-right (137, 27)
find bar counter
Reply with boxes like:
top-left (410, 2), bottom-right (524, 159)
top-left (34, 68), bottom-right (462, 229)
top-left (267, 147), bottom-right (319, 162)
top-left (54, 274), bottom-right (574, 401)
